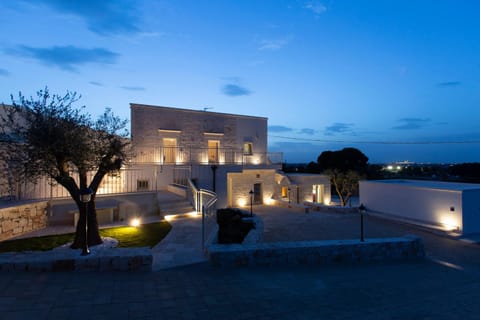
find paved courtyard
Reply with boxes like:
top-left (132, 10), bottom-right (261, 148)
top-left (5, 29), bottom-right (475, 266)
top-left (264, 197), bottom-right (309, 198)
top-left (1, 204), bottom-right (480, 319)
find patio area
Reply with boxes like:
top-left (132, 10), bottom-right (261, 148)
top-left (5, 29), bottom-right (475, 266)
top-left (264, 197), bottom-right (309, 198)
top-left (254, 204), bottom-right (423, 243)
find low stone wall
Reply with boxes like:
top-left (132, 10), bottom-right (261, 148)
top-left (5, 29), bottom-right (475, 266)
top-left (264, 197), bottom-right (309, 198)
top-left (0, 201), bottom-right (48, 241)
top-left (305, 202), bottom-right (359, 214)
top-left (0, 247), bottom-right (152, 272)
top-left (207, 235), bottom-right (424, 267)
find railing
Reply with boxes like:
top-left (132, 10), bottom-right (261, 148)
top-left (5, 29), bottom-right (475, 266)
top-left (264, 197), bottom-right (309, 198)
top-left (186, 178), bottom-right (217, 250)
top-left (0, 167), bottom-right (160, 202)
top-left (132, 146), bottom-right (283, 166)
top-left (201, 189), bottom-right (217, 251)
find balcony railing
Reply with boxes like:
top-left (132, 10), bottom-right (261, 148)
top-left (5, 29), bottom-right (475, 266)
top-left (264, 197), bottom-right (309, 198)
top-left (132, 146), bottom-right (283, 166)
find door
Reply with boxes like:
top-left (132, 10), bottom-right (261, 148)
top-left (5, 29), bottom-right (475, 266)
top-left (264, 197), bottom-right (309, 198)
top-left (163, 138), bottom-right (177, 164)
top-left (253, 183), bottom-right (262, 204)
top-left (208, 140), bottom-right (219, 163)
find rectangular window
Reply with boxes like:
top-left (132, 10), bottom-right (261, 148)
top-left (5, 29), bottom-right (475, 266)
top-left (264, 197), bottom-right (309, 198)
top-left (243, 142), bottom-right (253, 155)
top-left (137, 180), bottom-right (149, 191)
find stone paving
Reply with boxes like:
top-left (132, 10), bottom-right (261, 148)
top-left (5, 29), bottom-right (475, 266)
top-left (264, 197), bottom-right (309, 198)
top-left (151, 215), bottom-right (207, 271)
top-left (1, 204), bottom-right (480, 319)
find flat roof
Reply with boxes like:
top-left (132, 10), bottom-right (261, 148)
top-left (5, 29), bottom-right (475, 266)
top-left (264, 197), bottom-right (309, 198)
top-left (130, 103), bottom-right (268, 121)
top-left (365, 179), bottom-right (480, 191)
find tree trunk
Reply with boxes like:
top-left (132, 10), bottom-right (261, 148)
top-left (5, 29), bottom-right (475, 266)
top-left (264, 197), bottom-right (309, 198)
top-left (70, 200), bottom-right (103, 249)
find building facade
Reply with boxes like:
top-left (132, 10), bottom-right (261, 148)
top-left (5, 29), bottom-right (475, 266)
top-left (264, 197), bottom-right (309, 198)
top-left (130, 103), bottom-right (285, 208)
top-left (0, 103), bottom-right (330, 213)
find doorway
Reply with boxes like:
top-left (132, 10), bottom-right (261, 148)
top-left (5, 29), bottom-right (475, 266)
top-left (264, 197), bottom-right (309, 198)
top-left (253, 183), bottom-right (263, 204)
top-left (208, 140), bottom-right (220, 163)
top-left (163, 138), bottom-right (177, 163)
top-left (312, 184), bottom-right (324, 203)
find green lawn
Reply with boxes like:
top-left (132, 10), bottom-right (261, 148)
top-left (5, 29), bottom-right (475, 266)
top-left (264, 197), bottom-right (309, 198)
top-left (0, 221), bottom-right (172, 253)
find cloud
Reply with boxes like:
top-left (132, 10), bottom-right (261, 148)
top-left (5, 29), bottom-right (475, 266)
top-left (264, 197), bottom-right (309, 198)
top-left (437, 81), bottom-right (461, 87)
top-left (5, 45), bottom-right (119, 72)
top-left (299, 128), bottom-right (315, 135)
top-left (324, 123), bottom-right (354, 136)
top-left (38, 0), bottom-right (141, 36)
top-left (392, 118), bottom-right (431, 130)
top-left (0, 68), bottom-right (9, 77)
top-left (303, 2), bottom-right (327, 15)
top-left (221, 84), bottom-right (251, 97)
top-left (268, 125), bottom-right (293, 133)
top-left (89, 81), bottom-right (104, 86)
top-left (258, 36), bottom-right (292, 51)
top-left (120, 86), bottom-right (146, 91)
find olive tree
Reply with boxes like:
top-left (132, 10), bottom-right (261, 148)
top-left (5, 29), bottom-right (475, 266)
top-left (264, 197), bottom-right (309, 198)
top-left (0, 88), bottom-right (130, 248)
top-left (317, 148), bottom-right (368, 206)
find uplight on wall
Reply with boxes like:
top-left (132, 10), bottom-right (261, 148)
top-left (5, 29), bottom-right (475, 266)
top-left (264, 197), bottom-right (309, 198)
top-left (439, 214), bottom-right (460, 232)
top-left (263, 197), bottom-right (274, 205)
top-left (237, 198), bottom-right (247, 207)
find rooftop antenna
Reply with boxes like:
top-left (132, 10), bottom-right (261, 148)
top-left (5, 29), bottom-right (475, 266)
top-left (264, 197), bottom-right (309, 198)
top-left (203, 107), bottom-right (213, 111)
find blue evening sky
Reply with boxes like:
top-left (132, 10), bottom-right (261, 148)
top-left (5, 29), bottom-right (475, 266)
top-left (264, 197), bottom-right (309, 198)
top-left (1, 0), bottom-right (479, 164)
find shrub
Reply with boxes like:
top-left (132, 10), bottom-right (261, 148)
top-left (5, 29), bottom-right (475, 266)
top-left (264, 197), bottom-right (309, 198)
top-left (217, 208), bottom-right (253, 244)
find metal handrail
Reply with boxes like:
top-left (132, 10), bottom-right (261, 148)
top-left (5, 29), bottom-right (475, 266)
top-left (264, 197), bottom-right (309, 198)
top-left (201, 190), bottom-right (217, 251)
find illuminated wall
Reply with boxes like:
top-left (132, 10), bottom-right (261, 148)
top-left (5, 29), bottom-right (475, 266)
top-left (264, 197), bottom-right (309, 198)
top-left (359, 180), bottom-right (480, 233)
top-left (227, 169), bottom-right (276, 207)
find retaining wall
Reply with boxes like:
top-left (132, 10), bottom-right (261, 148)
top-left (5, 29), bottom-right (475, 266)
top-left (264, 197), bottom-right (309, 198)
top-left (0, 201), bottom-right (48, 241)
top-left (0, 247), bottom-right (152, 272)
top-left (207, 235), bottom-right (424, 267)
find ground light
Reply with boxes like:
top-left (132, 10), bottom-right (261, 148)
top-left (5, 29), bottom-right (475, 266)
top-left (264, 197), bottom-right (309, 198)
top-left (130, 217), bottom-right (141, 227)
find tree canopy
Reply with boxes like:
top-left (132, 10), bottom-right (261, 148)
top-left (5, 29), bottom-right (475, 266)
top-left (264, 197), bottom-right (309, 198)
top-left (0, 88), bottom-right (130, 248)
top-left (317, 148), bottom-right (368, 206)
top-left (317, 147), bottom-right (369, 173)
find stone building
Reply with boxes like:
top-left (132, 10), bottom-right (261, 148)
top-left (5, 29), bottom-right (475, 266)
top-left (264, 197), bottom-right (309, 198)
top-left (130, 103), bottom-right (286, 208)
top-left (0, 103), bottom-right (331, 211)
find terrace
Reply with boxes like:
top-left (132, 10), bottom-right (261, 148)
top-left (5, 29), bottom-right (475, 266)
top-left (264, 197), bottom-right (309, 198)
top-left (132, 146), bottom-right (283, 166)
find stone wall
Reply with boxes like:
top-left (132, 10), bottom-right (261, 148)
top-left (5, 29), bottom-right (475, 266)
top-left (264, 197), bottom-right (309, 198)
top-left (0, 201), bottom-right (48, 241)
top-left (0, 247), bottom-right (152, 272)
top-left (227, 169), bottom-right (276, 207)
top-left (207, 235), bottom-right (424, 267)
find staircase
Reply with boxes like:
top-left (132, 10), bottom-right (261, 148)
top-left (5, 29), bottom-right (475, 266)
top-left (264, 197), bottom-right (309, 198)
top-left (157, 191), bottom-right (196, 217)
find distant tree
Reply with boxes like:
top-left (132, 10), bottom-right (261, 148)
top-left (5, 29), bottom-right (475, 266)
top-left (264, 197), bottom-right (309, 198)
top-left (305, 161), bottom-right (320, 173)
top-left (317, 147), bottom-right (368, 206)
top-left (0, 88), bottom-right (130, 249)
top-left (448, 163), bottom-right (480, 182)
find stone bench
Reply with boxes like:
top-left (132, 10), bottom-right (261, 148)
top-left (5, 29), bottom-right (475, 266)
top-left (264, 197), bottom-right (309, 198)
top-left (71, 206), bottom-right (117, 227)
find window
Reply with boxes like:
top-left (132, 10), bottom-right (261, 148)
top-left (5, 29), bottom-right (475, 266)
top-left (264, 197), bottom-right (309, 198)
top-left (137, 180), bottom-right (149, 191)
top-left (243, 142), bottom-right (253, 155)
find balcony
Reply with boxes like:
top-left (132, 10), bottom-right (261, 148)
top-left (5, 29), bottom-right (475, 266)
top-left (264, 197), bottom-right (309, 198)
top-left (132, 146), bottom-right (283, 166)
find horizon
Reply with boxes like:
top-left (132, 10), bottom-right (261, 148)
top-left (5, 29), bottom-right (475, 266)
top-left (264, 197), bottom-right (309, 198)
top-left (1, 1), bottom-right (479, 164)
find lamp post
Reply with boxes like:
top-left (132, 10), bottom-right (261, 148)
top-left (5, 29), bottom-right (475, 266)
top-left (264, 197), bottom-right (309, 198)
top-left (359, 203), bottom-right (366, 242)
top-left (288, 187), bottom-right (291, 204)
top-left (249, 189), bottom-right (254, 217)
top-left (80, 188), bottom-right (93, 256)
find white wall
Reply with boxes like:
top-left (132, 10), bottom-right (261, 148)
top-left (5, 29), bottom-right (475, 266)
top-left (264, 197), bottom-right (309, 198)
top-left (462, 190), bottom-right (480, 234)
top-left (360, 181), bottom-right (464, 232)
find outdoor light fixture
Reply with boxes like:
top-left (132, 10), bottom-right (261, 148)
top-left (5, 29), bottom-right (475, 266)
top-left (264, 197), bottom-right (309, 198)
top-left (249, 189), bottom-right (254, 217)
top-left (288, 187), bottom-right (291, 204)
top-left (130, 217), bottom-right (141, 227)
top-left (79, 187), bottom-right (93, 256)
top-left (359, 203), bottom-right (366, 242)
